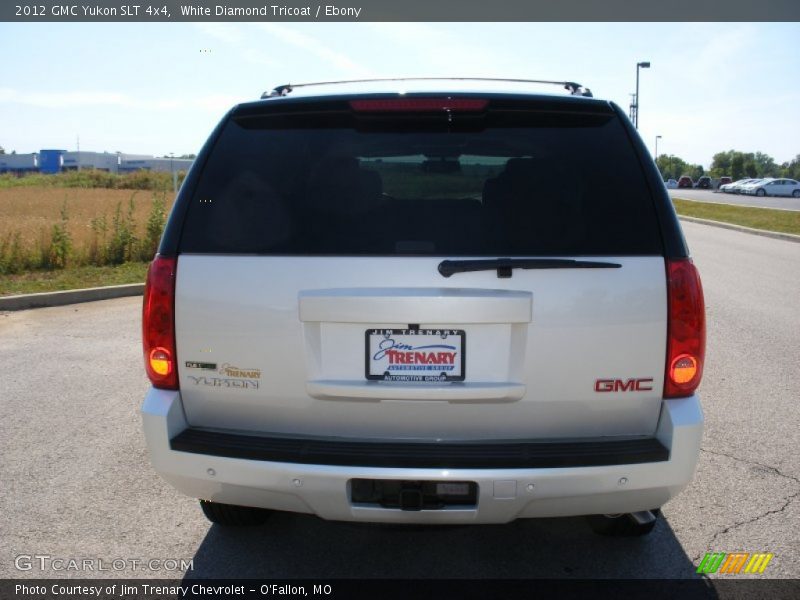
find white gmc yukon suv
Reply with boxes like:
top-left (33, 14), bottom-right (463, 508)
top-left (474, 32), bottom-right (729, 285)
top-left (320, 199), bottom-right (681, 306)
top-left (141, 79), bottom-right (705, 536)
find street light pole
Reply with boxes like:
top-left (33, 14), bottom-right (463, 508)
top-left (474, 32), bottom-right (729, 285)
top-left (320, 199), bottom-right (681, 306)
top-left (655, 135), bottom-right (662, 161)
top-left (634, 61), bottom-right (651, 129)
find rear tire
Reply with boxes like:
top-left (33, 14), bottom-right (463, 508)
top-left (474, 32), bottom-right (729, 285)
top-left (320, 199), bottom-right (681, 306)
top-left (200, 500), bottom-right (271, 526)
top-left (587, 509), bottom-right (661, 537)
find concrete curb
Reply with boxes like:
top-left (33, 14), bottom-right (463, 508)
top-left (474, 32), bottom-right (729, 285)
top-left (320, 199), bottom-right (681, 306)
top-left (678, 216), bottom-right (800, 243)
top-left (0, 283), bottom-right (144, 311)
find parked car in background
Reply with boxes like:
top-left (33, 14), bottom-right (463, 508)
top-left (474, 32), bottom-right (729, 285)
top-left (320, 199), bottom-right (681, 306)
top-left (720, 178), bottom-right (746, 193)
top-left (717, 177), bottom-right (732, 189)
top-left (741, 178), bottom-right (800, 197)
top-left (738, 179), bottom-right (770, 195)
top-left (665, 178), bottom-right (678, 189)
top-left (678, 176), bottom-right (693, 188)
top-left (695, 176), bottom-right (712, 189)
top-left (725, 178), bottom-right (761, 194)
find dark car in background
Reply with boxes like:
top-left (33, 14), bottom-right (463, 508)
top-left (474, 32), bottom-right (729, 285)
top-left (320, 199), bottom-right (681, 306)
top-left (695, 176), bottom-right (712, 189)
top-left (678, 176), bottom-right (693, 188)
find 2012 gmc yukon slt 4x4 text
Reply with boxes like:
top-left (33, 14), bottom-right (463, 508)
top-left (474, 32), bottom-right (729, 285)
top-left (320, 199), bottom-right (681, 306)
top-left (141, 79), bottom-right (705, 536)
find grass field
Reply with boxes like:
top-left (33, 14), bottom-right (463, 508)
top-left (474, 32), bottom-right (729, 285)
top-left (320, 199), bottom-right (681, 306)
top-left (672, 198), bottom-right (800, 236)
top-left (0, 176), bottom-right (175, 295)
top-left (0, 186), bottom-right (167, 295)
top-left (0, 183), bottom-right (173, 277)
top-left (0, 186), bottom-right (173, 248)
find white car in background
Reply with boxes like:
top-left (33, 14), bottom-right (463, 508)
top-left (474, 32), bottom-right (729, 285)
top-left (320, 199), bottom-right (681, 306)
top-left (732, 178), bottom-right (763, 194)
top-left (741, 178), bottom-right (800, 197)
top-left (720, 178), bottom-right (753, 194)
top-left (664, 178), bottom-right (678, 189)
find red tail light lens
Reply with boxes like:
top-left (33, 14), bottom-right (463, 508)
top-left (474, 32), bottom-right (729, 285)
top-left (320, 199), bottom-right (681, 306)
top-left (142, 255), bottom-right (178, 389)
top-left (349, 98), bottom-right (488, 112)
top-left (664, 259), bottom-right (706, 398)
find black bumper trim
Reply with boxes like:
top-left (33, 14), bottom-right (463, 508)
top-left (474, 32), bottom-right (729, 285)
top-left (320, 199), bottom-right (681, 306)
top-left (170, 428), bottom-right (669, 469)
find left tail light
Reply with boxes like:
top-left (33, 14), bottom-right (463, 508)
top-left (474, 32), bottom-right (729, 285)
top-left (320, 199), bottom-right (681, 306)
top-left (142, 255), bottom-right (178, 389)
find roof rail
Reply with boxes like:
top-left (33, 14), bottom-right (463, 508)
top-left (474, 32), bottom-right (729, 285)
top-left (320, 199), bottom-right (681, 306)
top-left (261, 77), bottom-right (593, 99)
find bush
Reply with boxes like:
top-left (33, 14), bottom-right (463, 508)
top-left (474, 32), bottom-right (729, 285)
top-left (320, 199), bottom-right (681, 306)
top-left (87, 214), bottom-right (108, 266)
top-left (0, 232), bottom-right (30, 275)
top-left (33, 201), bottom-right (72, 270)
top-left (47, 202), bottom-right (72, 269)
top-left (142, 194), bottom-right (167, 261)
top-left (0, 169), bottom-right (187, 191)
top-left (107, 197), bottom-right (139, 265)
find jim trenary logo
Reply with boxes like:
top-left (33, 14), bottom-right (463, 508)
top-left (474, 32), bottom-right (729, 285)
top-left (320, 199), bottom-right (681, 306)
top-left (696, 552), bottom-right (774, 574)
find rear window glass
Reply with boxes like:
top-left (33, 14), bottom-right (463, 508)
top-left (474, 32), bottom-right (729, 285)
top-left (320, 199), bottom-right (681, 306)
top-left (178, 106), bottom-right (663, 256)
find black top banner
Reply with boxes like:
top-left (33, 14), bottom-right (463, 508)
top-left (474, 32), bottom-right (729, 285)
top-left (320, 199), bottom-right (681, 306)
top-left (2, 0), bottom-right (800, 22)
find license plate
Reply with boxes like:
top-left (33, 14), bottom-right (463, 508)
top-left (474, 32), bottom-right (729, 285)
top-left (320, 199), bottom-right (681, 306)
top-left (435, 482), bottom-right (471, 496)
top-left (365, 328), bottom-right (465, 382)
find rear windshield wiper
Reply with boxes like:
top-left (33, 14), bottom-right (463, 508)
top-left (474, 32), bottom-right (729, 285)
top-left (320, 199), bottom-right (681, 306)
top-left (438, 258), bottom-right (622, 278)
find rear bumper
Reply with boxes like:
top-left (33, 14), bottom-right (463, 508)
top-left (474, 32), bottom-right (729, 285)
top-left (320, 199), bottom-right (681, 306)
top-left (141, 389), bottom-right (703, 524)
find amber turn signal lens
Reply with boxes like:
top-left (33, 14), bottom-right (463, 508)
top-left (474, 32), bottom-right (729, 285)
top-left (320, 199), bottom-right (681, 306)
top-left (670, 354), bottom-right (698, 385)
top-left (149, 347), bottom-right (173, 376)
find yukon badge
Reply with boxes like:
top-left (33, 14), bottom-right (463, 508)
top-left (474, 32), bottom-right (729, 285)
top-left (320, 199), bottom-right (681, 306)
top-left (595, 378), bottom-right (654, 392)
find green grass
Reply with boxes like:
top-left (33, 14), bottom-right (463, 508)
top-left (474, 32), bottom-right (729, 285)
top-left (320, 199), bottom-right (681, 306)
top-left (673, 198), bottom-right (800, 236)
top-left (0, 262), bottom-right (148, 296)
top-left (0, 169), bottom-right (186, 191)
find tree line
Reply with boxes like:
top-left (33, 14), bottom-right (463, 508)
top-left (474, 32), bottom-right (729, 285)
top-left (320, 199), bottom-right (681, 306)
top-left (657, 151), bottom-right (800, 182)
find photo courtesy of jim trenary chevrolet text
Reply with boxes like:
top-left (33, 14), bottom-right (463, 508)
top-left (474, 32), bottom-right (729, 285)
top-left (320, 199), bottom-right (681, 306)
top-left (1, 1), bottom-right (799, 599)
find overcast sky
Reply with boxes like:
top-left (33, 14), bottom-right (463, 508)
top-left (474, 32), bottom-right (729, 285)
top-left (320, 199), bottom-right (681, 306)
top-left (1, 22), bottom-right (798, 167)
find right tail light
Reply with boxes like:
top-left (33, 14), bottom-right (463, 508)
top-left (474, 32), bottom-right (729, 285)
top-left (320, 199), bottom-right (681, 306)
top-left (664, 258), bottom-right (706, 398)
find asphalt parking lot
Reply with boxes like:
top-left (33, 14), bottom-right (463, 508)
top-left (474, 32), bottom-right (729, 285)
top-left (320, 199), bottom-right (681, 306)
top-left (669, 188), bottom-right (800, 211)
top-left (1, 221), bottom-right (798, 581)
